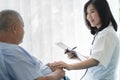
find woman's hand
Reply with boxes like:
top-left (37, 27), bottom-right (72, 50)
top-left (46, 63), bottom-right (61, 71)
top-left (65, 49), bottom-right (78, 59)
top-left (50, 61), bottom-right (69, 70)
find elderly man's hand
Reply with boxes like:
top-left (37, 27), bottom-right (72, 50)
top-left (46, 63), bottom-right (63, 71)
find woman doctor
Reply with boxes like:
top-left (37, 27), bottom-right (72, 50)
top-left (51, 0), bottom-right (120, 80)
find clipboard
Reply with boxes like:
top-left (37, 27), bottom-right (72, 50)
top-left (56, 42), bottom-right (73, 50)
top-left (56, 42), bottom-right (87, 60)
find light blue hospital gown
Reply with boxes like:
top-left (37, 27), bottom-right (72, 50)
top-left (0, 42), bottom-right (59, 80)
top-left (82, 25), bottom-right (120, 80)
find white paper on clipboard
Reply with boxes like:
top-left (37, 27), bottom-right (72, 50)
top-left (56, 42), bottom-right (87, 60)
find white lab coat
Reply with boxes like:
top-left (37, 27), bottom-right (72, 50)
top-left (82, 24), bottom-right (120, 80)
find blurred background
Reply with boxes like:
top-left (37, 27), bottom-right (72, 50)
top-left (0, 0), bottom-right (119, 80)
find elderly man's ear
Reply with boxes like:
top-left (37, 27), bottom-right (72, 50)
top-left (9, 24), bottom-right (18, 34)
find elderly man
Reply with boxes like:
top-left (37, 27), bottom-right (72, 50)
top-left (0, 10), bottom-right (65, 80)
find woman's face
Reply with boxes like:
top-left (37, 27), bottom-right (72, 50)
top-left (86, 4), bottom-right (102, 28)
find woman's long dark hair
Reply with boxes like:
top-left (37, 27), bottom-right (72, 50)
top-left (84, 0), bottom-right (117, 35)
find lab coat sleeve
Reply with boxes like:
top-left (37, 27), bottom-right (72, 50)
top-left (90, 33), bottom-right (116, 68)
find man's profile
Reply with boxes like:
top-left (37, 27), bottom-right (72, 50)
top-left (0, 10), bottom-right (65, 80)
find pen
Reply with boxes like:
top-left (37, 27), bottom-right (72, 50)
top-left (71, 46), bottom-right (77, 50)
top-left (64, 46), bottom-right (77, 54)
